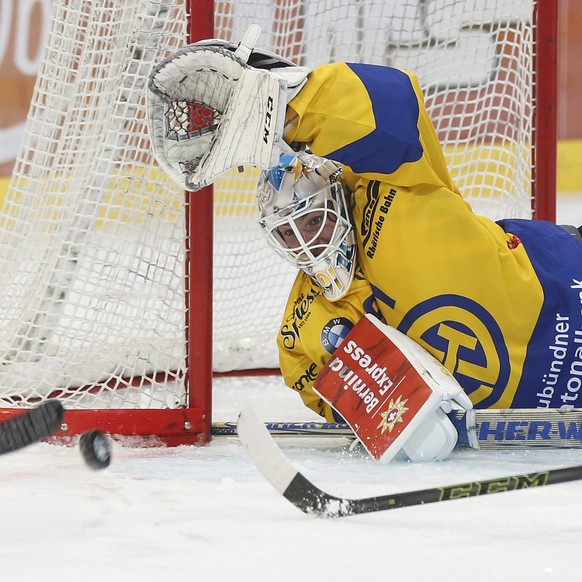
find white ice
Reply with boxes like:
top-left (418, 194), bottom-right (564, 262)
top-left (2, 195), bottom-right (582, 582)
top-left (2, 373), bottom-right (582, 582)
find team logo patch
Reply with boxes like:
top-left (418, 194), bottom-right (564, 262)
top-left (321, 317), bottom-right (353, 354)
top-left (397, 294), bottom-right (510, 407)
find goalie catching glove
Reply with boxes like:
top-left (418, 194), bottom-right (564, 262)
top-left (313, 314), bottom-right (473, 463)
top-left (147, 25), bottom-right (309, 191)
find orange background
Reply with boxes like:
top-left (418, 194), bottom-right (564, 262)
top-left (0, 1), bottom-right (580, 180)
top-left (0, 1), bottom-right (47, 177)
top-left (558, 0), bottom-right (582, 139)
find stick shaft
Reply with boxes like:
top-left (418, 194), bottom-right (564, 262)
top-left (215, 408), bottom-right (582, 449)
top-left (237, 406), bottom-right (582, 518)
top-left (0, 401), bottom-right (64, 454)
top-left (339, 465), bottom-right (582, 516)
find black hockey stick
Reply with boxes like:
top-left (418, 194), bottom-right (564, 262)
top-left (237, 406), bottom-right (582, 518)
top-left (212, 420), bottom-right (353, 437)
top-left (217, 407), bottom-right (582, 449)
top-left (0, 400), bottom-right (64, 455)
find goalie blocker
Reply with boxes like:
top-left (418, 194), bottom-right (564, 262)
top-left (313, 314), bottom-right (473, 462)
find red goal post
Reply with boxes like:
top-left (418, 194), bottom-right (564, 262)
top-left (0, 0), bottom-right (558, 445)
top-left (532, 0), bottom-right (558, 221)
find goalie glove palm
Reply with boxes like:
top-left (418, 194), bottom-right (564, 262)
top-left (147, 34), bottom-right (309, 191)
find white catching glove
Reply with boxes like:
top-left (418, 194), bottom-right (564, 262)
top-left (147, 25), bottom-right (309, 192)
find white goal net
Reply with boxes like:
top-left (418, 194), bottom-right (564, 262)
top-left (0, 0), bottom-right (553, 437)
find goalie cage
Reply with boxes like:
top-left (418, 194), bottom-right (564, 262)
top-left (0, 0), bottom-right (557, 444)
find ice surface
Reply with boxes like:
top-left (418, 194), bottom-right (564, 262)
top-left (3, 195), bottom-right (582, 581)
top-left (2, 373), bottom-right (582, 582)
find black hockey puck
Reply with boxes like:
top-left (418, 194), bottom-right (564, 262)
top-left (79, 430), bottom-right (111, 470)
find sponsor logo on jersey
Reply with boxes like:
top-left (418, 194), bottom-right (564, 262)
top-left (321, 317), bottom-right (353, 354)
top-left (397, 295), bottom-right (510, 407)
top-left (361, 180), bottom-right (381, 240)
top-left (361, 182), bottom-right (397, 259)
top-left (280, 288), bottom-right (318, 350)
top-left (291, 362), bottom-right (318, 392)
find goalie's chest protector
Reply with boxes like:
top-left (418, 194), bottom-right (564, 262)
top-left (352, 180), bottom-right (582, 410)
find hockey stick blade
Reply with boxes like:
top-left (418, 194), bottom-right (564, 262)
top-left (0, 400), bottom-right (65, 455)
top-left (237, 406), bottom-right (582, 518)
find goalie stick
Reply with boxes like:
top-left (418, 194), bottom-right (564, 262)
top-left (215, 407), bottom-right (582, 449)
top-left (0, 400), bottom-right (64, 455)
top-left (212, 420), bottom-right (352, 438)
top-left (237, 406), bottom-right (582, 518)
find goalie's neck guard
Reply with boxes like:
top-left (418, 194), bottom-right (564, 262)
top-left (257, 153), bottom-right (356, 301)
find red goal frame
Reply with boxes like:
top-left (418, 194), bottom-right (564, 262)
top-left (2, 0), bottom-right (216, 447)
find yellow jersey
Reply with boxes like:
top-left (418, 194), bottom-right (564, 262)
top-left (278, 62), bottom-right (582, 419)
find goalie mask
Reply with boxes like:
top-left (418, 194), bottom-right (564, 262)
top-left (257, 153), bottom-right (356, 301)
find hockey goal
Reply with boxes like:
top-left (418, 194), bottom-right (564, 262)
top-left (0, 0), bottom-right (557, 443)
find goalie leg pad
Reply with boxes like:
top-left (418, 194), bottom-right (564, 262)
top-left (313, 314), bottom-right (472, 463)
top-left (401, 408), bottom-right (458, 462)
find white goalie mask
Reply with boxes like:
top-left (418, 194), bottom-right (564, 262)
top-left (257, 153), bottom-right (356, 301)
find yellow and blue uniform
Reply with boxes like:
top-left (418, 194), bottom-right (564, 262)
top-left (279, 62), bottom-right (582, 420)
